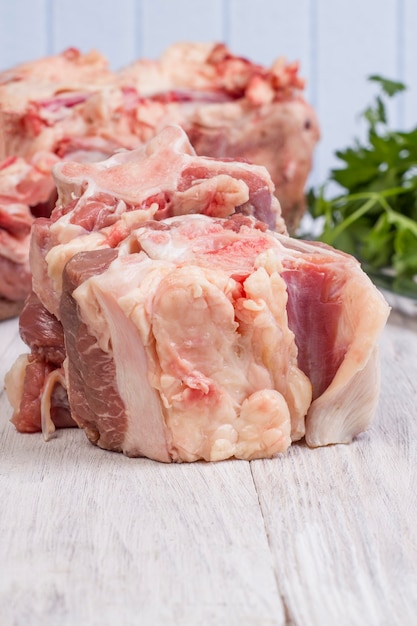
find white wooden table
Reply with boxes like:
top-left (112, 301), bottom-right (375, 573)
top-left (1, 309), bottom-right (416, 626)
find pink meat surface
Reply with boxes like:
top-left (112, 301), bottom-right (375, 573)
top-left (31, 125), bottom-right (285, 318)
top-left (6, 211), bottom-right (389, 461)
top-left (0, 42), bottom-right (318, 208)
top-left (118, 42), bottom-right (320, 230)
top-left (59, 216), bottom-right (312, 461)
top-left (6, 126), bottom-right (287, 450)
top-left (0, 153), bottom-right (59, 309)
top-left (0, 48), bottom-right (112, 159)
top-left (0, 42), bottom-right (318, 311)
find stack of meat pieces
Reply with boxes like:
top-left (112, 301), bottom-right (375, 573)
top-left (5, 126), bottom-right (390, 463)
top-left (0, 43), bottom-right (319, 318)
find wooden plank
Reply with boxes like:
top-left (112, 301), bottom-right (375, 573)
top-left (1, 309), bottom-right (417, 623)
top-left (1, 0), bottom-right (414, 187)
top-left (313, 0), bottom-right (399, 183)
top-left (0, 0), bottom-right (48, 70)
top-left (50, 0), bottom-right (138, 69)
top-left (251, 317), bottom-right (417, 625)
top-left (220, 0), bottom-right (316, 183)
top-left (140, 0), bottom-right (225, 60)
top-left (0, 320), bottom-right (285, 626)
top-left (227, 0), bottom-right (312, 94)
top-left (403, 0), bottom-right (417, 129)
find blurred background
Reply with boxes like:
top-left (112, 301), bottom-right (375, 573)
top-left (0, 0), bottom-right (416, 186)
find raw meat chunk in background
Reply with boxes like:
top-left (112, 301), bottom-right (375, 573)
top-left (0, 42), bottom-right (319, 316)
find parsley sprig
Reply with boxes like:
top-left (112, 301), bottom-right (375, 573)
top-left (307, 76), bottom-right (417, 295)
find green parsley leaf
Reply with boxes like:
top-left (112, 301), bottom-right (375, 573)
top-left (306, 76), bottom-right (417, 293)
top-left (368, 75), bottom-right (406, 97)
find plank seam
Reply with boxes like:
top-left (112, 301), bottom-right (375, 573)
top-left (308, 0), bottom-right (319, 185)
top-left (45, 0), bottom-right (54, 55)
top-left (396, 0), bottom-right (405, 127)
top-left (222, 0), bottom-right (230, 44)
top-left (249, 460), bottom-right (295, 626)
top-left (134, 0), bottom-right (143, 60)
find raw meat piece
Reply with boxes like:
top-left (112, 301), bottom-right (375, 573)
top-left (59, 216), bottom-right (310, 461)
top-left (5, 290), bottom-right (74, 436)
top-left (0, 153), bottom-right (59, 316)
top-left (0, 47), bottom-right (112, 159)
top-left (54, 213), bottom-right (388, 460)
top-left (0, 42), bottom-right (319, 315)
top-left (7, 211), bottom-right (389, 461)
top-left (31, 125), bottom-right (285, 318)
top-left (0, 42), bottom-right (319, 214)
top-left (116, 41), bottom-right (320, 230)
top-left (5, 129), bottom-right (389, 462)
top-left (7, 125), bottom-right (287, 445)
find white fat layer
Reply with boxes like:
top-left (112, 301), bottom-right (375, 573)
top-left (131, 228), bottom-right (194, 263)
top-left (306, 348), bottom-right (381, 447)
top-left (117, 260), bottom-right (300, 462)
top-left (40, 368), bottom-right (67, 441)
top-left (74, 253), bottom-right (162, 352)
top-left (45, 231), bottom-right (108, 300)
top-left (154, 265), bottom-right (295, 461)
top-left (53, 128), bottom-right (189, 207)
top-left (68, 213), bottom-right (390, 460)
top-left (238, 264), bottom-right (311, 441)
top-left (72, 221), bottom-right (313, 462)
top-left (49, 214), bottom-right (86, 243)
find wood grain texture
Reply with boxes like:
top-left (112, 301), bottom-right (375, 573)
top-left (1, 309), bottom-right (417, 625)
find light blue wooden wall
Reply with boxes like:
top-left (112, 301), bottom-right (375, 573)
top-left (0, 0), bottom-right (416, 185)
